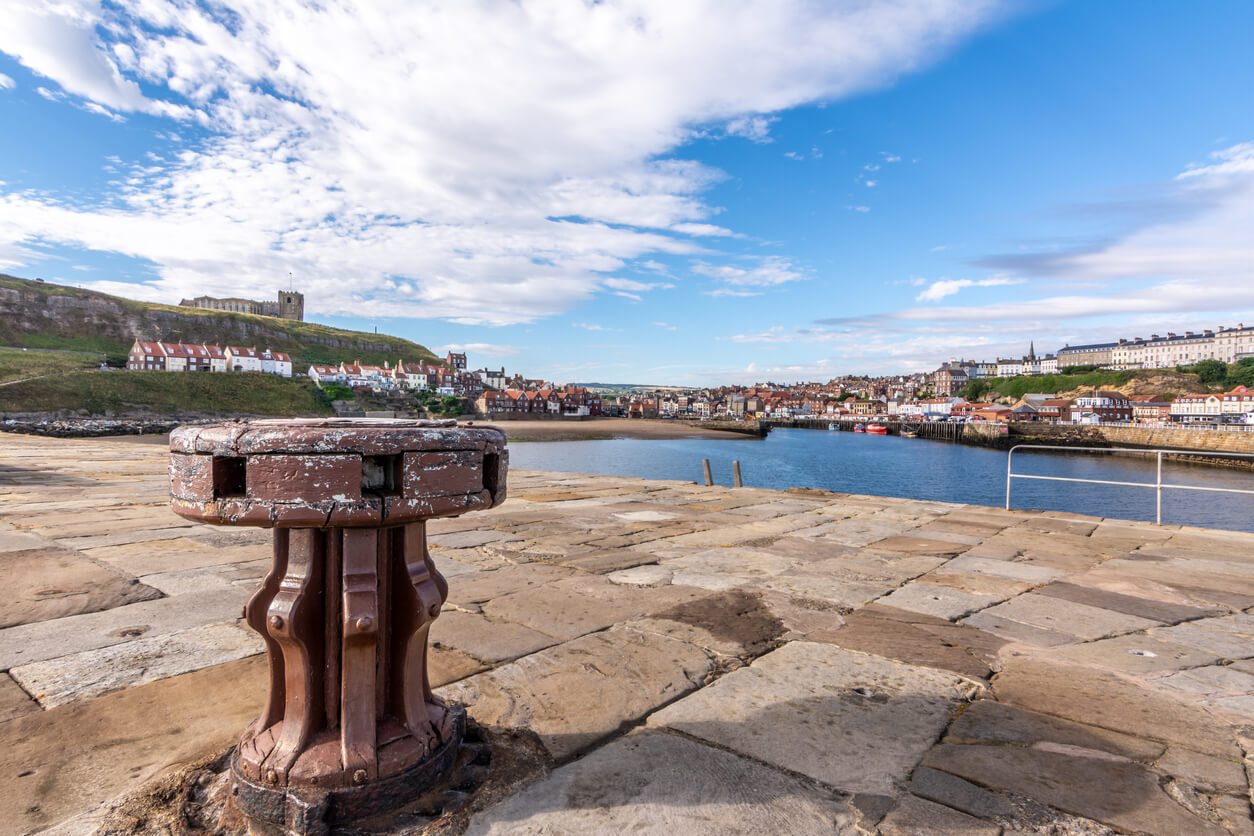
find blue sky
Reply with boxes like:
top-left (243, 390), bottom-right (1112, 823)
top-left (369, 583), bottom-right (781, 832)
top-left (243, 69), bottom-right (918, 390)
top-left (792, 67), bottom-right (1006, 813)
top-left (2, 1), bottom-right (1253, 385)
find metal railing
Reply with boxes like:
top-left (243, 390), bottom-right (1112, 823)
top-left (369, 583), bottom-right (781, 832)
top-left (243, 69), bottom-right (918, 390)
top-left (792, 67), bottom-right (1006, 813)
top-left (1005, 444), bottom-right (1254, 525)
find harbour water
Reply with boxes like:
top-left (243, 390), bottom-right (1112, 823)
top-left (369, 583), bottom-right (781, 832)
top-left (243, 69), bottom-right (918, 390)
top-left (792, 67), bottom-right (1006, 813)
top-left (508, 427), bottom-right (1254, 533)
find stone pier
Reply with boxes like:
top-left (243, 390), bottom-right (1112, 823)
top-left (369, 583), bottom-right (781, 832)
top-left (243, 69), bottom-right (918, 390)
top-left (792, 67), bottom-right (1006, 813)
top-left (1, 431), bottom-right (1252, 834)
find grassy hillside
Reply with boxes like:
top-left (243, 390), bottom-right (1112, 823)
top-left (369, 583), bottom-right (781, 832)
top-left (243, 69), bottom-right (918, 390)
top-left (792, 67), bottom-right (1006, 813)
top-left (0, 274), bottom-right (442, 369)
top-left (0, 347), bottom-right (105, 384)
top-left (962, 369), bottom-right (1210, 403)
top-left (0, 370), bottom-right (334, 417)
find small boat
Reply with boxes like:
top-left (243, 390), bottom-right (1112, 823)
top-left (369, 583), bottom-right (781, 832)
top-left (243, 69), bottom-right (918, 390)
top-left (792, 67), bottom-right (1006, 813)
top-left (900, 429), bottom-right (918, 438)
top-left (853, 424), bottom-right (866, 433)
top-left (827, 422), bottom-right (838, 431)
top-left (866, 424), bottom-right (888, 434)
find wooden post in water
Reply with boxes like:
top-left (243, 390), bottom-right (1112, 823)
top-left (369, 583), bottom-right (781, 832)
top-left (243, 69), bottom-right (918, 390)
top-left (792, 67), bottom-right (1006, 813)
top-left (702, 458), bottom-right (713, 486)
top-left (732, 460), bottom-right (743, 488)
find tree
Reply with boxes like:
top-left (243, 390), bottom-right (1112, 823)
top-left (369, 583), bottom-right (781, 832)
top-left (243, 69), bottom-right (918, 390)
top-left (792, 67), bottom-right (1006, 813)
top-left (1228, 361), bottom-right (1254, 388)
top-left (959, 379), bottom-right (992, 402)
top-left (1190, 359), bottom-right (1228, 385)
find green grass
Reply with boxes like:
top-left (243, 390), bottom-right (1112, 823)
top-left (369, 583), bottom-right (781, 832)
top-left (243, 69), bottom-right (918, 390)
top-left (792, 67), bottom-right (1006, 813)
top-left (0, 347), bottom-right (106, 384)
top-left (0, 370), bottom-right (334, 417)
top-left (0, 274), bottom-right (443, 370)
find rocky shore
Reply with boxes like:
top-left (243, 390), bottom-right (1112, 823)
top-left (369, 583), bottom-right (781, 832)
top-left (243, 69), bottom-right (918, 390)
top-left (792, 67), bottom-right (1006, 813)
top-left (1, 417), bottom-right (202, 438)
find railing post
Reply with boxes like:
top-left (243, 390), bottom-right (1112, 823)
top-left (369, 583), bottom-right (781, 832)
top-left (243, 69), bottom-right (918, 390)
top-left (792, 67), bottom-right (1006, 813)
top-left (1156, 450), bottom-right (1163, 525)
top-left (1005, 446), bottom-right (1014, 510)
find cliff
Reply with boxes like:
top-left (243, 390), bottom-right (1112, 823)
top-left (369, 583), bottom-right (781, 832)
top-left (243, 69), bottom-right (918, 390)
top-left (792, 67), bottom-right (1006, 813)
top-left (0, 275), bottom-right (440, 368)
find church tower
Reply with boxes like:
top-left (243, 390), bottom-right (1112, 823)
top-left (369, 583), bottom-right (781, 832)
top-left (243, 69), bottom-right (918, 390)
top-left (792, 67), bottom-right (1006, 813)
top-left (276, 290), bottom-right (305, 321)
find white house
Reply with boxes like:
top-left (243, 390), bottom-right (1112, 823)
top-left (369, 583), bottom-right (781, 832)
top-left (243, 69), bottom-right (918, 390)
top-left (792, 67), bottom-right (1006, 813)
top-left (259, 349), bottom-right (292, 377)
top-left (226, 346), bottom-right (263, 372)
top-left (1170, 394), bottom-right (1222, 423)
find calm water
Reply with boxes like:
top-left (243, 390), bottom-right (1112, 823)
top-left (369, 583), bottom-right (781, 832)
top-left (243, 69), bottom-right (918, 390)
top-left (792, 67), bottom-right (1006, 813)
top-left (508, 427), bottom-right (1254, 533)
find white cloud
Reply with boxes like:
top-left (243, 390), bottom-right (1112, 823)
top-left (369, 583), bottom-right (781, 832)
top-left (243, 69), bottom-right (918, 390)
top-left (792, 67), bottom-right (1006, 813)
top-left (845, 204), bottom-right (870, 213)
top-left (603, 277), bottom-right (673, 292)
top-left (435, 343), bottom-right (522, 358)
top-left (669, 222), bottom-right (737, 237)
top-left (726, 115), bottom-right (777, 143)
top-left (572, 321), bottom-right (621, 332)
top-left (692, 256), bottom-right (805, 288)
top-left (0, 73), bottom-right (14, 90)
top-left (652, 321), bottom-right (677, 330)
top-left (864, 180), bottom-right (878, 188)
top-left (0, 0), bottom-right (1007, 325)
top-left (785, 151), bottom-right (804, 161)
top-left (914, 276), bottom-right (1022, 302)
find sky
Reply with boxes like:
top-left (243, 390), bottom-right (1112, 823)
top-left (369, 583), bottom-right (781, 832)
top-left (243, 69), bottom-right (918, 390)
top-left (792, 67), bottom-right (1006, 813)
top-left (2, 1), bottom-right (1253, 386)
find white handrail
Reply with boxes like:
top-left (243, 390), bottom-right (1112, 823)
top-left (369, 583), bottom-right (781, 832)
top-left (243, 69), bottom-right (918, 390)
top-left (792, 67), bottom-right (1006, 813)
top-left (1005, 444), bottom-right (1254, 524)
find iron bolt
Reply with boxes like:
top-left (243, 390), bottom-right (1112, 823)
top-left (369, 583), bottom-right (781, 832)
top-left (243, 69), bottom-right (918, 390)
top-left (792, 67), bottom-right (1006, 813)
top-left (355, 615), bottom-right (372, 632)
top-left (353, 769), bottom-right (368, 784)
top-left (265, 769), bottom-right (278, 785)
top-left (428, 603), bottom-right (441, 618)
top-left (269, 615), bottom-right (283, 630)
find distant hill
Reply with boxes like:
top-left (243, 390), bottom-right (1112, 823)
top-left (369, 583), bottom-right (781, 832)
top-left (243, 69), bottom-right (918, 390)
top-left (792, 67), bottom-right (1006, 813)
top-left (0, 274), bottom-right (442, 369)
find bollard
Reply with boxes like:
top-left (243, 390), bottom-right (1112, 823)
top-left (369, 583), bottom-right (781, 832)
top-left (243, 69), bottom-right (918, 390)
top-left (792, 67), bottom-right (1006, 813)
top-left (732, 460), bottom-right (742, 488)
top-left (169, 418), bottom-right (507, 833)
top-left (702, 458), bottom-right (713, 486)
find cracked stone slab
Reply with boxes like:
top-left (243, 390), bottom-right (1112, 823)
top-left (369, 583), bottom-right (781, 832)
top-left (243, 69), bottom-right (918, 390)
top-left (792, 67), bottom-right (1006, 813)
top-left (466, 730), bottom-right (859, 835)
top-left (944, 699), bottom-right (1168, 761)
top-left (876, 582), bottom-right (1002, 621)
top-left (0, 672), bottom-right (37, 722)
top-left (993, 657), bottom-right (1242, 757)
top-left (973, 593), bottom-right (1161, 641)
top-left (1, 546), bottom-right (164, 629)
top-left (1052, 633), bottom-right (1220, 674)
top-left (922, 743), bottom-right (1225, 835)
top-left (0, 586), bottom-right (247, 669)
top-left (430, 610), bottom-right (558, 665)
top-left (877, 794), bottom-right (1000, 836)
top-left (938, 554), bottom-right (1065, 583)
top-left (440, 625), bottom-right (713, 760)
top-left (10, 621), bottom-right (263, 708)
top-left (649, 641), bottom-right (981, 795)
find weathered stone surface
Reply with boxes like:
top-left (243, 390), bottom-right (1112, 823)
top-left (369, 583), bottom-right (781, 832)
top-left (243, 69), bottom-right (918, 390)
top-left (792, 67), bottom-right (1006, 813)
top-left (877, 794), bottom-right (1000, 836)
top-left (0, 655), bottom-right (267, 835)
top-left (1053, 633), bottom-right (1220, 674)
top-left (649, 642), bottom-right (980, 794)
top-left (0, 586), bottom-right (246, 669)
top-left (1150, 621), bottom-right (1254, 659)
top-left (1155, 747), bottom-right (1249, 794)
top-left (939, 554), bottom-right (1064, 583)
top-left (466, 730), bottom-right (858, 835)
top-left (0, 672), bottom-right (37, 722)
top-left (944, 699), bottom-right (1168, 761)
top-left (431, 609), bottom-right (558, 664)
top-left (809, 610), bottom-right (998, 679)
top-left (10, 622), bottom-right (262, 707)
top-left (1036, 580), bottom-right (1219, 624)
top-left (624, 590), bottom-right (785, 659)
top-left (961, 611), bottom-right (1078, 647)
top-left (877, 582), bottom-right (1001, 621)
top-left (441, 626), bottom-right (713, 760)
top-left (429, 644), bottom-right (489, 686)
top-left (867, 535), bottom-right (968, 556)
top-left (0, 546), bottom-right (163, 628)
top-left (922, 743), bottom-right (1226, 835)
top-left (974, 593), bottom-right (1161, 641)
top-left (0, 530), bottom-right (53, 551)
top-left (445, 563), bottom-right (577, 608)
top-left (993, 658), bottom-right (1241, 756)
top-left (554, 548), bottom-right (658, 573)
top-left (907, 766), bottom-right (1015, 820)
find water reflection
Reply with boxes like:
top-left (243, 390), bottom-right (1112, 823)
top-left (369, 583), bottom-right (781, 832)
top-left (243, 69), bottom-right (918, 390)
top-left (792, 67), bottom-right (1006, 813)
top-left (507, 428), bottom-right (1254, 533)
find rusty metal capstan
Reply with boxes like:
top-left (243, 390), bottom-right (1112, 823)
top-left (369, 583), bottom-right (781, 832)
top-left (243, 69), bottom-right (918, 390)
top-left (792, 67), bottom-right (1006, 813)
top-left (169, 418), bottom-right (507, 833)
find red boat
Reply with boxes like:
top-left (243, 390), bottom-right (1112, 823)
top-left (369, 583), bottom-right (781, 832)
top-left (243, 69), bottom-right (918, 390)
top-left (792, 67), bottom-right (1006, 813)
top-left (866, 424), bottom-right (888, 434)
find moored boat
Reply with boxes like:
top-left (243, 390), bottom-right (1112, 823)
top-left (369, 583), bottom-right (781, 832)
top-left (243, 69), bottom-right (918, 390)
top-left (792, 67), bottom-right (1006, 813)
top-left (853, 424), bottom-right (866, 432)
top-left (866, 424), bottom-right (888, 434)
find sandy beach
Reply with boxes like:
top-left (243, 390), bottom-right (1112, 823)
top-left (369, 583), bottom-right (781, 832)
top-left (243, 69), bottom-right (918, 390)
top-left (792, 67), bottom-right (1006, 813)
top-left (471, 417), bottom-right (751, 441)
top-left (97, 417), bottom-right (751, 444)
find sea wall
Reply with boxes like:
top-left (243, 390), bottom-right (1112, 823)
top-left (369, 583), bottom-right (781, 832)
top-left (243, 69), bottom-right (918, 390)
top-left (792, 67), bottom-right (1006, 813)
top-left (1005, 423), bottom-right (1254, 456)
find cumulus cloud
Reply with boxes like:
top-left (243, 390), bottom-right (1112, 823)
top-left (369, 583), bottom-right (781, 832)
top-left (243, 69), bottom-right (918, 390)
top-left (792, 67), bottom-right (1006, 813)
top-left (0, 0), bottom-right (1006, 325)
top-left (0, 73), bottom-right (15, 90)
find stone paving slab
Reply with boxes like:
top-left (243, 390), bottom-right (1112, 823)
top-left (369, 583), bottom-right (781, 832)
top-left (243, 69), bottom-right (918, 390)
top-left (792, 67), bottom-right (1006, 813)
top-left (10, 621), bottom-right (262, 708)
top-left (649, 642), bottom-right (982, 795)
top-left (465, 730), bottom-right (859, 835)
top-left (2, 432), bottom-right (1253, 835)
top-left (440, 625), bottom-right (714, 760)
top-left (0, 546), bottom-right (163, 628)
